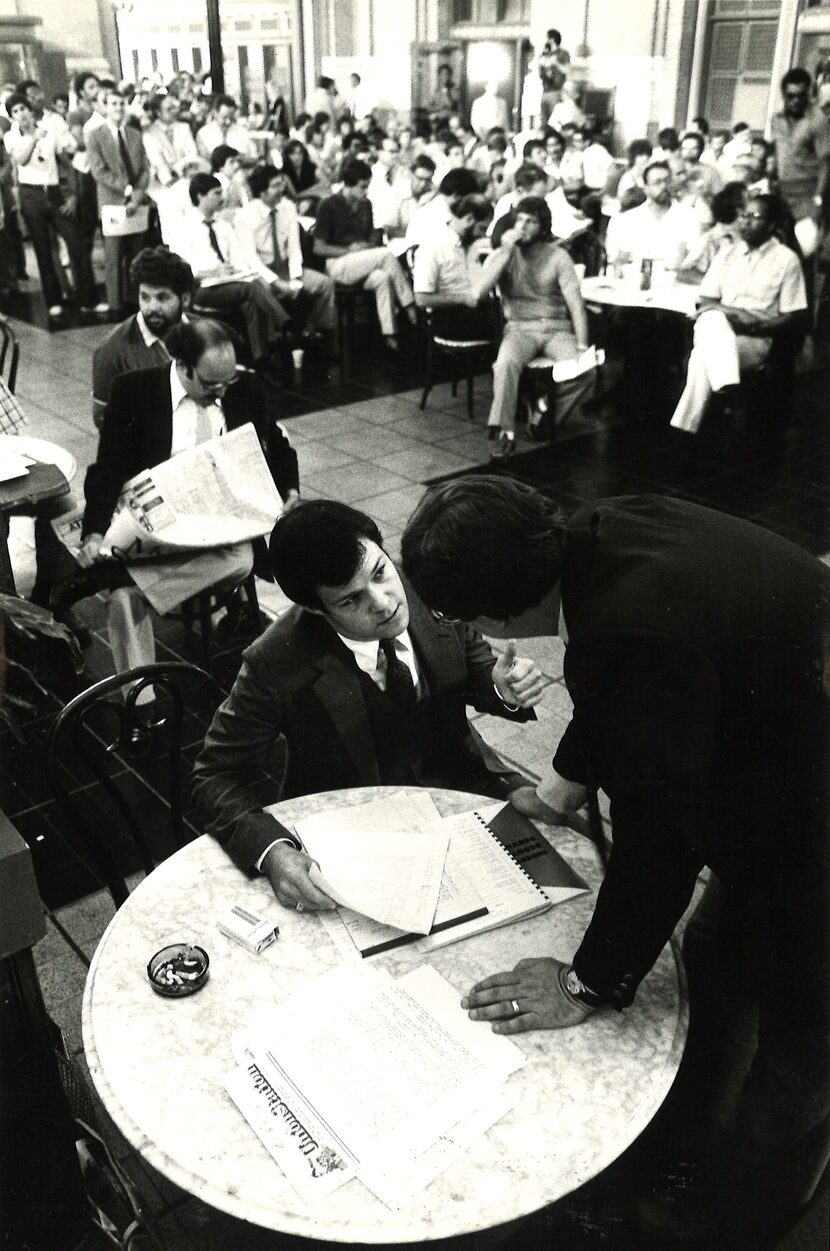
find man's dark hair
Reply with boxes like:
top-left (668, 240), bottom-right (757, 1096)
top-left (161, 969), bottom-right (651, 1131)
top-left (620, 186), bottom-right (646, 211)
top-left (5, 93), bottom-right (30, 118)
top-left (487, 134), bottom-right (508, 154)
top-left (781, 67), bottom-right (811, 93)
top-left (691, 115), bottom-right (709, 137)
top-left (514, 194), bottom-right (552, 238)
top-left (16, 79), bottom-right (38, 97)
top-left (450, 193), bottom-right (493, 223)
top-left (401, 477), bottom-right (566, 622)
top-left (313, 110), bottom-right (331, 127)
top-left (189, 172), bottom-right (221, 204)
top-left (342, 157), bottom-right (372, 186)
top-left (680, 130), bottom-right (704, 156)
top-left (711, 181), bottom-right (746, 225)
top-left (514, 162), bottom-right (548, 191)
top-left (210, 143), bottom-right (238, 172)
top-left (657, 127), bottom-right (679, 151)
top-left (268, 501), bottom-right (384, 609)
top-left (318, 76), bottom-right (334, 91)
top-left (73, 71), bottom-right (99, 95)
top-left (546, 29), bottom-right (562, 46)
top-left (351, 72), bottom-right (362, 85)
top-left (412, 153), bottom-right (436, 175)
top-left (643, 159), bottom-right (671, 184)
top-left (214, 94), bottom-right (237, 111)
top-left (627, 138), bottom-right (652, 164)
top-left (163, 317), bottom-right (237, 370)
top-left (746, 192), bottom-right (781, 229)
top-left (522, 137), bottom-right (546, 159)
top-left (438, 167), bottom-right (480, 198)
top-left (248, 162), bottom-right (283, 198)
top-left (53, 93), bottom-right (69, 106)
top-left (129, 246), bottom-right (194, 295)
top-left (731, 121), bottom-right (749, 135)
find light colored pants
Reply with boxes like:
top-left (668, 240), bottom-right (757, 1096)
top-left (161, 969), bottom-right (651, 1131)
top-left (270, 262), bottom-right (336, 331)
top-left (325, 248), bottom-right (413, 336)
top-left (670, 309), bottom-right (771, 433)
top-left (109, 543), bottom-right (253, 698)
top-left (489, 321), bottom-right (594, 434)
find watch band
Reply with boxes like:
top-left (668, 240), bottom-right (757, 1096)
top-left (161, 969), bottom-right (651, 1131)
top-left (561, 964), bottom-right (603, 1008)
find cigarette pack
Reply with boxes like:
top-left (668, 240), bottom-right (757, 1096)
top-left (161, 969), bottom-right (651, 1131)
top-left (217, 904), bottom-right (279, 954)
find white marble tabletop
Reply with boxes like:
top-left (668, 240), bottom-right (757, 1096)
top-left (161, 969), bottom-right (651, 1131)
top-left (582, 274), bottom-right (700, 317)
top-left (82, 786), bottom-right (687, 1244)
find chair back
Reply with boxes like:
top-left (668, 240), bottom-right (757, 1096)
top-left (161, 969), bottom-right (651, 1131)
top-left (0, 316), bottom-right (20, 399)
top-left (562, 228), bottom-right (607, 277)
top-left (46, 662), bottom-right (221, 909)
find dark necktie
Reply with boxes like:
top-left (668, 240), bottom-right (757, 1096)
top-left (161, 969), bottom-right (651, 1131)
top-left (207, 221), bottom-right (225, 262)
top-left (269, 207), bottom-right (280, 264)
top-left (117, 128), bottom-right (135, 185)
top-left (379, 639), bottom-right (416, 712)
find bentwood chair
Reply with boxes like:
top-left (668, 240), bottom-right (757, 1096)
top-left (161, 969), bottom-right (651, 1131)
top-left (0, 315), bottom-right (20, 394)
top-left (46, 661), bottom-right (221, 909)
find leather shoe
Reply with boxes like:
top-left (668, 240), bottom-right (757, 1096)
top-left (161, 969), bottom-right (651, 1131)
top-left (50, 561), bottom-right (134, 619)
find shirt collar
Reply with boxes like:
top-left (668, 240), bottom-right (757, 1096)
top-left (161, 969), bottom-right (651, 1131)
top-left (336, 628), bottom-right (414, 674)
top-left (137, 310), bottom-right (189, 348)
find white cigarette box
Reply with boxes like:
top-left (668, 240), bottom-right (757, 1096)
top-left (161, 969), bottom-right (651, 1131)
top-left (217, 904), bottom-right (278, 954)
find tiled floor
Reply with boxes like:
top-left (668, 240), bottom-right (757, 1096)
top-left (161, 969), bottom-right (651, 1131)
top-left (5, 289), bottom-right (829, 1248)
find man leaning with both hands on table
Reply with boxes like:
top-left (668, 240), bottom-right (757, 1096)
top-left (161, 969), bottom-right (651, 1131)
top-left (189, 500), bottom-right (545, 913)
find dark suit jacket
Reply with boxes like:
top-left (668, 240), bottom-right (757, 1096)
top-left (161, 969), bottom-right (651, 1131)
top-left (553, 495), bottom-right (830, 1007)
top-left (87, 123), bottom-right (149, 206)
top-left (82, 363), bottom-right (299, 539)
top-left (188, 582), bottom-right (534, 871)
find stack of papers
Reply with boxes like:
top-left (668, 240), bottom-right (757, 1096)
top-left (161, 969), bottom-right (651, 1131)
top-left (225, 963), bottom-right (523, 1207)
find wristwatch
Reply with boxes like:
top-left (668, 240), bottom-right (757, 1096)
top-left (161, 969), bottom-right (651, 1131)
top-left (562, 965), bottom-right (603, 1008)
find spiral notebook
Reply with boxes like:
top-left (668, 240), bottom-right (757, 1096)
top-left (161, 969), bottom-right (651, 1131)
top-left (417, 804), bottom-right (589, 953)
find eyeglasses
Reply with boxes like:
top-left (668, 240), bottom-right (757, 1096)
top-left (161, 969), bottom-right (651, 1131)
top-left (736, 210), bottom-right (766, 222)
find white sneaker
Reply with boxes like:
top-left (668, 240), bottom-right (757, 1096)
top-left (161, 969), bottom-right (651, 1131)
top-left (47, 304), bottom-right (64, 317)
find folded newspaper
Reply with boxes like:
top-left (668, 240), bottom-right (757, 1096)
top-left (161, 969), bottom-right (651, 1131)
top-left (53, 422), bottom-right (282, 561)
top-left (550, 345), bottom-right (605, 382)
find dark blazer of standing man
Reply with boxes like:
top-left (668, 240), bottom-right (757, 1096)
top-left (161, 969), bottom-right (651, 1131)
top-left (189, 500), bottom-right (544, 911)
top-left (87, 87), bottom-right (150, 311)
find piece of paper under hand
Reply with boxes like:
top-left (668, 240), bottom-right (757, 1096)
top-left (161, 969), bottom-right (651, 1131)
top-left (305, 825), bottom-right (449, 934)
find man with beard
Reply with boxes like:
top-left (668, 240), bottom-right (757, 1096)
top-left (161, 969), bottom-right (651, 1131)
top-left (412, 193), bottom-right (495, 340)
top-left (473, 196), bottom-right (595, 459)
top-left (605, 159), bottom-right (699, 273)
top-left (92, 246), bottom-right (194, 428)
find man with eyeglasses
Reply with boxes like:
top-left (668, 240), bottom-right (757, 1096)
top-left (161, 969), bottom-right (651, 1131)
top-left (368, 135), bottom-right (410, 236)
top-left (54, 319), bottom-right (299, 678)
top-left (189, 499), bottom-right (544, 910)
top-left (671, 192), bottom-right (807, 432)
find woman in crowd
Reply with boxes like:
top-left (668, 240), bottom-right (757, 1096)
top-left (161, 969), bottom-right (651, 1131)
top-left (282, 138), bottom-right (330, 215)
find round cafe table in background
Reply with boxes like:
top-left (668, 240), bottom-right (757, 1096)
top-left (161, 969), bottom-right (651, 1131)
top-left (83, 786), bottom-right (688, 1244)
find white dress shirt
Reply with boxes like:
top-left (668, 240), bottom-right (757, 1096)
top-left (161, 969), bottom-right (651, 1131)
top-left (195, 119), bottom-right (256, 161)
top-left (337, 629), bottom-right (422, 694)
top-left (234, 196), bottom-right (303, 281)
top-left (4, 121), bottom-right (70, 186)
top-left (168, 361), bottom-right (226, 456)
top-left (605, 199), bottom-right (700, 269)
top-left (169, 208), bottom-right (248, 278)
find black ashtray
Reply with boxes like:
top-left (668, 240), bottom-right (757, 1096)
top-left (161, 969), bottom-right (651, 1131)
top-left (147, 943), bottom-right (210, 997)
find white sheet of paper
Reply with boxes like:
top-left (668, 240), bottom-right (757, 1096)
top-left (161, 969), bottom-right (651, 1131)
top-left (305, 825), bottom-right (448, 934)
top-left (247, 964), bottom-right (524, 1186)
top-left (291, 793), bottom-right (441, 841)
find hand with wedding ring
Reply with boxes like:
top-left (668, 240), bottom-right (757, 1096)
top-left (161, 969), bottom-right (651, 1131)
top-left (461, 957), bottom-right (596, 1034)
top-left (260, 843), bottom-right (336, 912)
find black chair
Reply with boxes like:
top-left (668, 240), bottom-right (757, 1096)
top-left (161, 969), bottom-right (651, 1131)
top-left (179, 567), bottom-right (262, 671)
top-left (419, 298), bottom-right (500, 421)
top-left (46, 661), bottom-right (221, 909)
top-left (0, 314), bottom-right (20, 393)
top-left (334, 282), bottom-right (377, 361)
top-left (561, 228), bottom-right (606, 278)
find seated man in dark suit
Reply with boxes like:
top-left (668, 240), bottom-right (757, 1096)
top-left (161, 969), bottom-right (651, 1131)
top-left (401, 476), bottom-right (830, 1247)
top-left (54, 319), bottom-right (299, 681)
top-left (92, 245), bottom-right (194, 429)
top-left (188, 500), bottom-right (544, 911)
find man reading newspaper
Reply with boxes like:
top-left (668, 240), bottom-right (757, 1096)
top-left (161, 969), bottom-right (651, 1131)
top-left (52, 319), bottom-right (299, 683)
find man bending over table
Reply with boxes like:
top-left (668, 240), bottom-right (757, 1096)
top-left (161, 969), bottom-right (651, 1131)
top-left (188, 499), bottom-right (544, 911)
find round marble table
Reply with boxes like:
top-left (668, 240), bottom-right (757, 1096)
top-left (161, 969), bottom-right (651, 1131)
top-left (83, 787), bottom-right (688, 1244)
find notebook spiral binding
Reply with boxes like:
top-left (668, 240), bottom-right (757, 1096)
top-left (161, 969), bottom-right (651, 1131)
top-left (472, 811), bottom-right (549, 898)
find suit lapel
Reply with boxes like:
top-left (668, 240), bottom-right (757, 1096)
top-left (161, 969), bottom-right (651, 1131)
top-left (404, 578), bottom-right (463, 695)
top-left (307, 621), bottom-right (381, 786)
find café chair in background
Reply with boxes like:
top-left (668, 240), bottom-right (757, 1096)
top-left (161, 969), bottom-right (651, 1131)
top-left (46, 661), bottom-right (220, 910)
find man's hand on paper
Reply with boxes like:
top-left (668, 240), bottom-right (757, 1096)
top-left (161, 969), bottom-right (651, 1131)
top-left (261, 843), bottom-right (337, 912)
top-left (76, 533), bottom-right (105, 568)
top-left (492, 640), bottom-right (545, 708)
top-left (462, 957), bottom-right (595, 1033)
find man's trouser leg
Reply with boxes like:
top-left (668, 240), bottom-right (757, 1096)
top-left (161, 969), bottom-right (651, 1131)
top-left (50, 195), bottom-right (97, 307)
top-left (19, 186), bottom-right (62, 307)
top-left (300, 267), bottom-right (336, 330)
top-left (326, 249), bottom-right (400, 336)
top-left (194, 279), bottom-right (286, 361)
top-left (670, 310), bottom-right (770, 433)
top-left (488, 322), bottom-right (548, 433)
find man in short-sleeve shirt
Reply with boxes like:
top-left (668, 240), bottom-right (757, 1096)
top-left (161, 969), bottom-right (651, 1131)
top-left (671, 193), bottom-right (806, 432)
